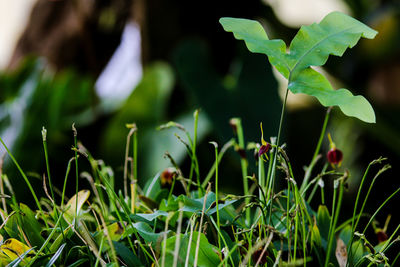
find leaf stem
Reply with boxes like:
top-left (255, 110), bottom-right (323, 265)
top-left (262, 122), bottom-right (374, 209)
top-left (301, 107), bottom-right (331, 193)
top-left (268, 87), bottom-right (289, 224)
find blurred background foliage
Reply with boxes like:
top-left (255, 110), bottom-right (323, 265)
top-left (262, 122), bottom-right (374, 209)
top-left (1, 0), bottom-right (400, 227)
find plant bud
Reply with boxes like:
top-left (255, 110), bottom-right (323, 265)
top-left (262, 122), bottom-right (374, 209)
top-left (258, 143), bottom-right (271, 158)
top-left (327, 148), bottom-right (343, 165)
top-left (327, 133), bottom-right (343, 167)
top-left (160, 167), bottom-right (176, 187)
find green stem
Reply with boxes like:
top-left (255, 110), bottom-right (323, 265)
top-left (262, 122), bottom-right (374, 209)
top-left (73, 124), bottom-right (79, 229)
top-left (258, 156), bottom-right (265, 204)
top-left (300, 107), bottom-right (331, 193)
top-left (42, 128), bottom-right (56, 204)
top-left (348, 163), bottom-right (390, 264)
top-left (235, 118), bottom-right (250, 224)
top-left (324, 178), bottom-right (344, 267)
top-left (190, 110), bottom-right (202, 195)
top-left (0, 137), bottom-right (48, 228)
top-left (211, 142), bottom-right (221, 249)
top-left (268, 87), bottom-right (289, 224)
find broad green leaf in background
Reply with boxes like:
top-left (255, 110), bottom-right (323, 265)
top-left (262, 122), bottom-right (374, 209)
top-left (220, 11), bottom-right (378, 123)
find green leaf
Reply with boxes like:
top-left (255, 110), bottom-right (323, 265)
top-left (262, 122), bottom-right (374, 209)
top-left (131, 210), bottom-right (169, 223)
top-left (288, 68), bottom-right (375, 123)
top-left (124, 222), bottom-right (169, 244)
top-left (219, 17), bottom-right (289, 78)
top-left (17, 203), bottom-right (46, 248)
top-left (220, 12), bottom-right (378, 123)
top-left (63, 190), bottom-right (90, 224)
top-left (286, 11), bottom-right (377, 73)
top-left (317, 205), bottom-right (331, 247)
top-left (162, 232), bottom-right (220, 267)
top-left (112, 241), bottom-right (144, 267)
top-left (45, 243), bottom-right (66, 267)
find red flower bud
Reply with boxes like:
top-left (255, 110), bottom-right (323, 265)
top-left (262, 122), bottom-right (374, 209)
top-left (258, 122), bottom-right (271, 161)
top-left (327, 148), bottom-right (343, 165)
top-left (327, 133), bottom-right (343, 167)
top-left (258, 143), bottom-right (271, 158)
top-left (376, 230), bottom-right (388, 243)
top-left (160, 167), bottom-right (177, 187)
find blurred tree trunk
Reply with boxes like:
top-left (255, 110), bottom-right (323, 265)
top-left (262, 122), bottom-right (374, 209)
top-left (8, 0), bottom-right (134, 76)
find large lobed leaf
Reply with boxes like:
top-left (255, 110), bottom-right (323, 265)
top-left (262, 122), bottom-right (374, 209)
top-left (220, 12), bottom-right (378, 123)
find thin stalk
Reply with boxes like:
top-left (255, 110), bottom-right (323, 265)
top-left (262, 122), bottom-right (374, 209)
top-left (161, 214), bottom-right (172, 267)
top-left (188, 110), bottom-right (201, 194)
top-left (124, 127), bottom-right (135, 198)
top-left (194, 185), bottom-right (210, 267)
top-left (95, 235), bottom-right (105, 267)
top-left (0, 155), bottom-right (6, 217)
top-left (202, 139), bottom-right (234, 187)
top-left (268, 87), bottom-right (289, 224)
top-left (173, 203), bottom-right (184, 267)
top-left (131, 128), bottom-right (138, 213)
top-left (41, 128), bottom-right (56, 205)
top-left (42, 128), bottom-right (65, 241)
top-left (392, 250), bottom-right (400, 266)
top-left (0, 136), bottom-right (48, 228)
top-left (133, 129), bottom-right (138, 184)
top-left (61, 157), bottom-right (75, 208)
top-left (286, 176), bottom-right (291, 262)
top-left (349, 186), bottom-right (400, 265)
top-left (210, 217), bottom-right (235, 267)
top-left (72, 124), bottom-right (79, 229)
top-left (258, 155), bottom-right (265, 204)
top-left (184, 215), bottom-right (197, 267)
top-left (235, 118), bottom-right (250, 224)
top-left (380, 223), bottom-right (400, 253)
top-left (27, 211), bottom-right (64, 266)
top-left (300, 107), bottom-right (331, 192)
top-left (293, 202), bottom-right (299, 263)
top-left (324, 178), bottom-right (345, 267)
top-left (306, 163), bottom-right (329, 203)
top-left (362, 186), bottom-right (400, 235)
top-left (217, 242), bottom-right (242, 267)
top-left (348, 163), bottom-right (390, 264)
top-left (131, 181), bottom-right (136, 213)
top-left (210, 142), bottom-right (221, 249)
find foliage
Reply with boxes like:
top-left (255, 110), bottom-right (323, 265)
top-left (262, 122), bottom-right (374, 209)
top-left (0, 11), bottom-right (398, 267)
top-left (220, 12), bottom-right (377, 123)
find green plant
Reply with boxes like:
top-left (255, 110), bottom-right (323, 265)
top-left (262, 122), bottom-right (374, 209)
top-left (0, 11), bottom-right (398, 267)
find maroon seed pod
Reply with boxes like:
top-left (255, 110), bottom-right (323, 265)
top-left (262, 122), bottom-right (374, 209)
top-left (376, 230), bottom-right (388, 243)
top-left (327, 148), bottom-right (343, 165)
top-left (258, 143), bottom-right (271, 158)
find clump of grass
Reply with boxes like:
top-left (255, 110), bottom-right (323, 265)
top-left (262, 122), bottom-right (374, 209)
top-left (0, 109), bottom-right (397, 266)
